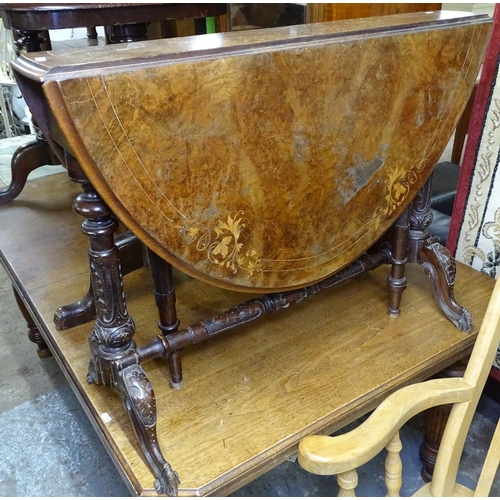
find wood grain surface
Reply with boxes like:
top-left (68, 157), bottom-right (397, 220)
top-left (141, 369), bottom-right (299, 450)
top-left (13, 11), bottom-right (492, 292)
top-left (0, 173), bottom-right (494, 496)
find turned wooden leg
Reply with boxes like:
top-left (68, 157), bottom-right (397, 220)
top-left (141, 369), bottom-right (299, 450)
top-left (53, 230), bottom-right (145, 331)
top-left (0, 137), bottom-right (60, 204)
top-left (419, 357), bottom-right (469, 481)
top-left (68, 156), bottom-right (179, 495)
top-left (408, 177), bottom-right (472, 332)
top-left (147, 249), bottom-right (183, 389)
top-left (387, 208), bottom-right (410, 317)
top-left (52, 139), bottom-right (145, 332)
top-left (106, 22), bottom-right (148, 43)
top-left (12, 286), bottom-right (51, 358)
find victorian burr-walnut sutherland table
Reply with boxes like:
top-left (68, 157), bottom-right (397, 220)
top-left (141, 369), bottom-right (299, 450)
top-left (7, 11), bottom-right (492, 495)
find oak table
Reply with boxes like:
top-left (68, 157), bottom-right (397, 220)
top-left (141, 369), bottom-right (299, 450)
top-left (0, 172), bottom-right (495, 496)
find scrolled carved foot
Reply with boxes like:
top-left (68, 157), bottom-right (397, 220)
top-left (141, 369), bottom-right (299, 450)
top-left (118, 363), bottom-right (180, 496)
top-left (420, 241), bottom-right (473, 332)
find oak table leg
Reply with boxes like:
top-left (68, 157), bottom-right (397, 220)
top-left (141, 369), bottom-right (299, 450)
top-left (419, 357), bottom-right (469, 481)
top-left (12, 286), bottom-right (51, 358)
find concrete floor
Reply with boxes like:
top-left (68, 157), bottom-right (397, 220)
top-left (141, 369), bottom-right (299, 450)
top-left (0, 134), bottom-right (499, 496)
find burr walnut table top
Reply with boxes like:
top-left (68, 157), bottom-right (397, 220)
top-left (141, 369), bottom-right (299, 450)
top-left (0, 173), bottom-right (495, 496)
top-left (12, 11), bottom-right (491, 293)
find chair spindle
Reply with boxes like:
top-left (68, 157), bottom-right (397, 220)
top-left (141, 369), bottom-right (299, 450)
top-left (385, 431), bottom-right (403, 497)
top-left (337, 469), bottom-right (358, 496)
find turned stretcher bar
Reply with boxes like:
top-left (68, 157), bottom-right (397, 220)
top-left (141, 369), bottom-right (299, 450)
top-left (13, 10), bottom-right (491, 293)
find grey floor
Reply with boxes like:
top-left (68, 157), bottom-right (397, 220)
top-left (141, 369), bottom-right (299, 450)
top-left (0, 134), bottom-right (499, 497)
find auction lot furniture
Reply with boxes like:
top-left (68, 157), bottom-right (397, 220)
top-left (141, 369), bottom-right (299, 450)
top-left (3, 11), bottom-right (493, 495)
top-left (0, 172), bottom-right (495, 496)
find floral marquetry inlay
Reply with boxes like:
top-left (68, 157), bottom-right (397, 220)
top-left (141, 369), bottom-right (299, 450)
top-left (373, 156), bottom-right (428, 230)
top-left (180, 211), bottom-right (262, 278)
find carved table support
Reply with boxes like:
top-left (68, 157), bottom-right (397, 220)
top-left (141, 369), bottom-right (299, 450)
top-left (12, 285), bottom-right (51, 358)
top-left (68, 163), bottom-right (179, 495)
top-left (406, 178), bottom-right (472, 482)
top-left (54, 230), bottom-right (145, 331)
top-left (408, 177), bottom-right (473, 332)
top-left (0, 136), bottom-right (60, 204)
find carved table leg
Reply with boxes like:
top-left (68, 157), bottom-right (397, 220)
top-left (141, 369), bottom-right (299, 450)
top-left (53, 230), bottom-right (145, 331)
top-left (387, 208), bottom-right (410, 317)
top-left (419, 357), bottom-right (469, 481)
top-left (12, 286), bottom-right (51, 358)
top-left (70, 165), bottom-right (179, 495)
top-left (0, 136), bottom-right (60, 204)
top-left (408, 177), bottom-right (473, 332)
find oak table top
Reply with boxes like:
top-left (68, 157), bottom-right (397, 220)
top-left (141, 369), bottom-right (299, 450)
top-left (0, 173), bottom-right (494, 496)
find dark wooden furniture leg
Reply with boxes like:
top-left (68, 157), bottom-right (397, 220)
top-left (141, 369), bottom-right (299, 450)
top-left (146, 249), bottom-right (182, 389)
top-left (0, 28), bottom-right (55, 205)
top-left (387, 208), bottom-right (410, 317)
top-left (12, 286), bottom-right (51, 358)
top-left (68, 164), bottom-right (179, 495)
top-left (53, 229), bottom-right (145, 331)
top-left (419, 357), bottom-right (469, 481)
top-left (408, 177), bottom-right (473, 332)
top-left (0, 136), bottom-right (60, 204)
top-left (406, 178), bottom-right (472, 480)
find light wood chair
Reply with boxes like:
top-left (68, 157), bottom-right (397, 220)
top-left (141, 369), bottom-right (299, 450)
top-left (298, 276), bottom-right (500, 496)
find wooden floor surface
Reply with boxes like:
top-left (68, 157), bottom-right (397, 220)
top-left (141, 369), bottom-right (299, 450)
top-left (0, 173), bottom-right (494, 496)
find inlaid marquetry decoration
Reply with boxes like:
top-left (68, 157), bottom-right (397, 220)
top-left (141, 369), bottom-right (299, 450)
top-left (15, 11), bottom-right (492, 292)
